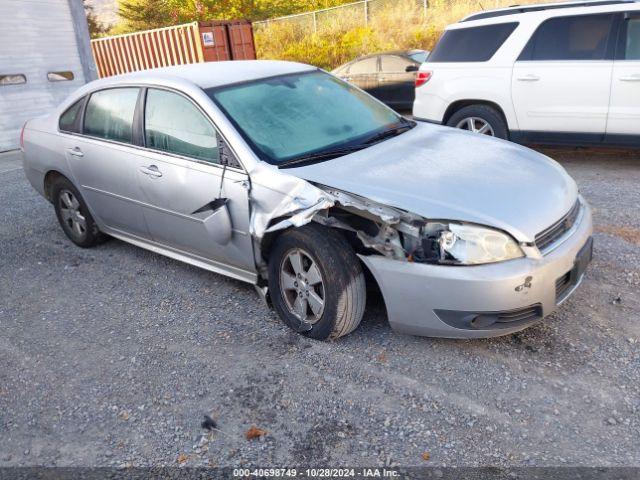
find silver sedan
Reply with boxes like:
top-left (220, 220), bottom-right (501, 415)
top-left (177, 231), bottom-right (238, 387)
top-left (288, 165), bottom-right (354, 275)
top-left (21, 61), bottom-right (593, 340)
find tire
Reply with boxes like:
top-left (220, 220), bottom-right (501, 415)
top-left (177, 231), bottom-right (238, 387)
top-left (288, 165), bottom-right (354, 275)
top-left (51, 176), bottom-right (106, 248)
top-left (268, 223), bottom-right (366, 340)
top-left (446, 104), bottom-right (509, 140)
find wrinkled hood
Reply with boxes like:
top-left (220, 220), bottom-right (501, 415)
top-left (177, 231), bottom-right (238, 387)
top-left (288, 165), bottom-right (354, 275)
top-left (286, 123), bottom-right (578, 242)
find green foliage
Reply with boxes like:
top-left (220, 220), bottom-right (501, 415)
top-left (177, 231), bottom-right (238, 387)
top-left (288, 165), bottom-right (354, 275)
top-left (114, 0), bottom-right (357, 33)
top-left (84, 0), bottom-right (109, 38)
top-left (255, 0), bottom-right (433, 70)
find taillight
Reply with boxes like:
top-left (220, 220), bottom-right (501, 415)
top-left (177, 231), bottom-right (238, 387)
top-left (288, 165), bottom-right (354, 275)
top-left (19, 122), bottom-right (27, 151)
top-left (415, 71), bottom-right (433, 88)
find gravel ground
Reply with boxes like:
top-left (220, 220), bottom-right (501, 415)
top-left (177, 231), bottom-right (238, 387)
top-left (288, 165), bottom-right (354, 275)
top-left (0, 147), bottom-right (638, 468)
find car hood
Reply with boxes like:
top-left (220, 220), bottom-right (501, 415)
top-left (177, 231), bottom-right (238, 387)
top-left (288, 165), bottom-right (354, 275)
top-left (285, 123), bottom-right (578, 242)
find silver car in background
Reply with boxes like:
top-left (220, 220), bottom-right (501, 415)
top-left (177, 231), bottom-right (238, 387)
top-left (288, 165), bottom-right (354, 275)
top-left (21, 61), bottom-right (593, 340)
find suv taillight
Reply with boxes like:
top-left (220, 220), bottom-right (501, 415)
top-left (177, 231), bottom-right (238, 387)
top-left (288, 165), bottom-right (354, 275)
top-left (415, 71), bottom-right (432, 87)
top-left (19, 122), bottom-right (27, 151)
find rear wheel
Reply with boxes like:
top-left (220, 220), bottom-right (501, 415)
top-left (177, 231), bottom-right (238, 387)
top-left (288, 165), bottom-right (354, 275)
top-left (446, 104), bottom-right (508, 140)
top-left (268, 224), bottom-right (366, 340)
top-left (52, 177), bottom-right (106, 248)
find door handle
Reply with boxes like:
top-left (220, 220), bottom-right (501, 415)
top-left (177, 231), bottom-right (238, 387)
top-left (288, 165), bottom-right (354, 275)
top-left (517, 74), bottom-right (540, 82)
top-left (139, 165), bottom-right (162, 178)
top-left (67, 147), bottom-right (84, 157)
top-left (620, 75), bottom-right (640, 82)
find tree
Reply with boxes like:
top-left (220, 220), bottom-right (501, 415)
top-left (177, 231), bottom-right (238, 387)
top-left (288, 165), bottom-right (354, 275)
top-left (116, 0), bottom-right (355, 33)
top-left (84, 1), bottom-right (109, 37)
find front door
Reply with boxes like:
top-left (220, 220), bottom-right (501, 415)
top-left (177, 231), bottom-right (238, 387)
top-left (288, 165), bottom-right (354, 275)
top-left (66, 87), bottom-right (150, 239)
top-left (135, 88), bottom-right (255, 277)
top-left (511, 13), bottom-right (616, 137)
top-left (606, 13), bottom-right (640, 139)
top-left (344, 56), bottom-right (380, 98)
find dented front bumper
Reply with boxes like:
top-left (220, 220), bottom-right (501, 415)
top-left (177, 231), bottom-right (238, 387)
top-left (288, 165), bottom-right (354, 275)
top-left (359, 202), bottom-right (593, 339)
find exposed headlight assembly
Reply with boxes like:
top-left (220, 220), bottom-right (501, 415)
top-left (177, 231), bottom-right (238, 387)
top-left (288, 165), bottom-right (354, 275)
top-left (407, 222), bottom-right (524, 265)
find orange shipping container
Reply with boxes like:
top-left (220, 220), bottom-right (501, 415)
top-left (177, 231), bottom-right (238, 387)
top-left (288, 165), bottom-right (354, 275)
top-left (91, 20), bottom-right (256, 78)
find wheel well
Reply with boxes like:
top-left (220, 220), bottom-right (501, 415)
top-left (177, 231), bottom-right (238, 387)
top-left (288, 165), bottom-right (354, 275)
top-left (43, 170), bottom-right (68, 202)
top-left (443, 100), bottom-right (508, 126)
top-left (258, 222), bottom-right (387, 315)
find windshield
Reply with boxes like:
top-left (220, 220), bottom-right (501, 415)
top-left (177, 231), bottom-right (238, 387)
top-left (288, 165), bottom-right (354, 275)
top-left (206, 70), bottom-right (408, 166)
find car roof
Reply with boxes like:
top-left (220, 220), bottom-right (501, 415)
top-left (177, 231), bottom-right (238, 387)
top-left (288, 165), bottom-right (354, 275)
top-left (341, 50), bottom-right (426, 66)
top-left (89, 60), bottom-right (316, 90)
top-left (383, 49), bottom-right (427, 56)
top-left (460, 0), bottom-right (639, 22)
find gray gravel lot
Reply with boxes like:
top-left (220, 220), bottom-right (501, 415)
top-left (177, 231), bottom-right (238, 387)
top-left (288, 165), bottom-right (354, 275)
top-left (0, 147), bottom-right (639, 468)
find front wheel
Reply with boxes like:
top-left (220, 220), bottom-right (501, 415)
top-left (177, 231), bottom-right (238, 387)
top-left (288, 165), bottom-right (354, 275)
top-left (446, 104), bottom-right (508, 140)
top-left (268, 224), bottom-right (366, 340)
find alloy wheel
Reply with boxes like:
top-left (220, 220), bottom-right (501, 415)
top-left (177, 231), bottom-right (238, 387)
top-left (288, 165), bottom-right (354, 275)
top-left (58, 189), bottom-right (87, 238)
top-left (279, 248), bottom-right (325, 324)
top-left (455, 116), bottom-right (495, 136)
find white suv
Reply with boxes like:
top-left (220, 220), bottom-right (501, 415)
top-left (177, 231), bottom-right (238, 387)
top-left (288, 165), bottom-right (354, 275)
top-left (413, 0), bottom-right (640, 147)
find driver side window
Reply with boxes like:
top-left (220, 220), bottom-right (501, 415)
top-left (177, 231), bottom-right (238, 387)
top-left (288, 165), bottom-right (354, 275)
top-left (145, 88), bottom-right (220, 164)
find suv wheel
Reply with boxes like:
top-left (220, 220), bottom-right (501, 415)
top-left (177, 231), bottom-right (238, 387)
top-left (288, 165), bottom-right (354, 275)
top-left (268, 224), bottom-right (366, 340)
top-left (446, 105), bottom-right (508, 140)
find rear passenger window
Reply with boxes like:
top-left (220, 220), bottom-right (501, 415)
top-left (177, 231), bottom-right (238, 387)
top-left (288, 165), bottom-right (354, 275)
top-left (349, 57), bottom-right (378, 74)
top-left (59, 98), bottom-right (84, 133)
top-left (428, 23), bottom-right (518, 62)
top-left (623, 17), bottom-right (640, 60)
top-left (380, 55), bottom-right (413, 72)
top-left (84, 88), bottom-right (139, 143)
top-left (144, 89), bottom-right (219, 163)
top-left (519, 14), bottom-right (614, 61)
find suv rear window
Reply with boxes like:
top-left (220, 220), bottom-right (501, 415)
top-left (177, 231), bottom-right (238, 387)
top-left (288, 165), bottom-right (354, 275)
top-left (428, 23), bottom-right (518, 62)
top-left (518, 13), bottom-right (615, 61)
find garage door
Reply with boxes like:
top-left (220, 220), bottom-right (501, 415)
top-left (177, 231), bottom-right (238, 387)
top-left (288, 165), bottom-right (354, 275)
top-left (0, 0), bottom-right (87, 151)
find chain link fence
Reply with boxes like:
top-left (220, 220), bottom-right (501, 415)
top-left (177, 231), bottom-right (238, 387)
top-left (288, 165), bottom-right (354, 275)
top-left (254, 0), bottom-right (428, 34)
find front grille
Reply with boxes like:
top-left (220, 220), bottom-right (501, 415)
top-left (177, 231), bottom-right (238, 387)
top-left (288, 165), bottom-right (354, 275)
top-left (535, 200), bottom-right (581, 252)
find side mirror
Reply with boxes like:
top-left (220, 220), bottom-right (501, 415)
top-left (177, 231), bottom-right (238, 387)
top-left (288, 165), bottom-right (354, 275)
top-left (405, 64), bottom-right (419, 73)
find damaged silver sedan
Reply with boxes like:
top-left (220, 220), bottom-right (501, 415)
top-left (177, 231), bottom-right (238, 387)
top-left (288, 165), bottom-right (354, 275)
top-left (21, 61), bottom-right (593, 340)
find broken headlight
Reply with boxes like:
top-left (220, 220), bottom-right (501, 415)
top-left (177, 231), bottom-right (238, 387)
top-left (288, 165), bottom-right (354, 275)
top-left (408, 222), bottom-right (524, 265)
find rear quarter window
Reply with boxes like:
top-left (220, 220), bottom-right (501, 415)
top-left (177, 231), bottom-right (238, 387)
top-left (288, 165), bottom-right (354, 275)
top-left (59, 98), bottom-right (84, 133)
top-left (428, 23), bottom-right (519, 62)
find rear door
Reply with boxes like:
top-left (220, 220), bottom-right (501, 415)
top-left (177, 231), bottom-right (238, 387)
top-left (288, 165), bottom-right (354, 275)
top-left (377, 55), bottom-right (418, 108)
top-left (511, 13), bottom-right (616, 138)
top-left (135, 87), bottom-right (255, 277)
top-left (606, 12), bottom-right (640, 139)
top-left (343, 56), bottom-right (380, 98)
top-left (65, 87), bottom-right (151, 239)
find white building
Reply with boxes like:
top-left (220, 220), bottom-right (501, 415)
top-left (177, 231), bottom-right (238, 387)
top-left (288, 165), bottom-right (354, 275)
top-left (0, 0), bottom-right (96, 151)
